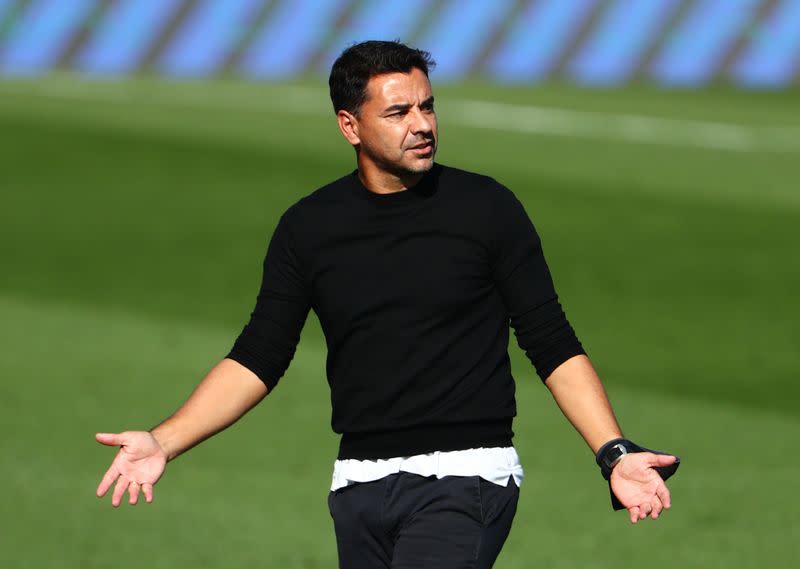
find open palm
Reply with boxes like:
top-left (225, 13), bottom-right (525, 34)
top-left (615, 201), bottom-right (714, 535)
top-left (96, 431), bottom-right (168, 507)
top-left (610, 452), bottom-right (676, 524)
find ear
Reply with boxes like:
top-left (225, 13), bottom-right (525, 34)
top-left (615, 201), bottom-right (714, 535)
top-left (337, 110), bottom-right (361, 146)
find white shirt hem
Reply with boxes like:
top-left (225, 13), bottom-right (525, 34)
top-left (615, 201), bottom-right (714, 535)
top-left (330, 446), bottom-right (524, 491)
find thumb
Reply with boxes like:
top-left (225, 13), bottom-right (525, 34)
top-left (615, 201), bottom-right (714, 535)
top-left (648, 453), bottom-right (678, 467)
top-left (95, 432), bottom-right (125, 446)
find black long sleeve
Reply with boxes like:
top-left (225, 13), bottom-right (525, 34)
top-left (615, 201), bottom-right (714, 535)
top-left (227, 164), bottom-right (584, 459)
top-left (228, 211), bottom-right (311, 390)
top-left (489, 185), bottom-right (586, 380)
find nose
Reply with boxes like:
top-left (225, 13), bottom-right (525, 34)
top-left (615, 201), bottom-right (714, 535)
top-left (409, 107), bottom-right (433, 135)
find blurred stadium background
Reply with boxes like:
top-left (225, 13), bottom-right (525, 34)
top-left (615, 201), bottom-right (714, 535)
top-left (1, 1), bottom-right (798, 568)
top-left (1, 0), bottom-right (800, 85)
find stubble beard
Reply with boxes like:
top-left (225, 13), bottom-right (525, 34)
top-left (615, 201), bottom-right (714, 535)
top-left (364, 145), bottom-right (436, 179)
top-left (404, 157), bottom-right (435, 175)
top-left (399, 142), bottom-right (437, 175)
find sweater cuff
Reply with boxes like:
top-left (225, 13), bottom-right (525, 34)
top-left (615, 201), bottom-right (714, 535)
top-left (225, 347), bottom-right (280, 391)
top-left (538, 343), bottom-right (586, 382)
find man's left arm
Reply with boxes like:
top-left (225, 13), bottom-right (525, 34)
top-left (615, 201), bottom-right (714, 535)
top-left (487, 184), bottom-right (678, 523)
top-left (545, 354), bottom-right (678, 524)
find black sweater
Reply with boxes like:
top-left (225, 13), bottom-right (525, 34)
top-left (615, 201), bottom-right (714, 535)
top-left (228, 164), bottom-right (585, 459)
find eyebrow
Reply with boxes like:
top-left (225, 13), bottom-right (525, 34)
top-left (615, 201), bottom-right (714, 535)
top-left (382, 96), bottom-right (435, 115)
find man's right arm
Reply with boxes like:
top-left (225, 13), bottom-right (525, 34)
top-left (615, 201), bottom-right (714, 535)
top-left (151, 358), bottom-right (267, 460)
top-left (96, 209), bottom-right (311, 507)
top-left (95, 358), bottom-right (267, 507)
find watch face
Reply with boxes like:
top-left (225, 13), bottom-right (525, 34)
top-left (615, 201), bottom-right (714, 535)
top-left (599, 439), bottom-right (644, 480)
top-left (606, 443), bottom-right (630, 470)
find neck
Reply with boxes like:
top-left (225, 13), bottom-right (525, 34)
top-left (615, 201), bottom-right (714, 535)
top-left (356, 157), bottom-right (424, 195)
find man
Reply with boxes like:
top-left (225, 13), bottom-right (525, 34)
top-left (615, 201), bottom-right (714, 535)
top-left (96, 41), bottom-right (678, 568)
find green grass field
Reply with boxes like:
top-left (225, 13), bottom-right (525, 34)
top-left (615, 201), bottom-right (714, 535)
top-left (1, 76), bottom-right (798, 568)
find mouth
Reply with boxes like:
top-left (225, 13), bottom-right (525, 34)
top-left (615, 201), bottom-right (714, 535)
top-left (408, 141), bottom-right (434, 155)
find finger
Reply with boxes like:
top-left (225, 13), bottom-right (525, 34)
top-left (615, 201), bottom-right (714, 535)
top-left (656, 480), bottom-right (672, 510)
top-left (639, 501), bottom-right (652, 519)
top-left (648, 453), bottom-right (678, 467)
top-left (128, 481), bottom-right (140, 506)
top-left (629, 506), bottom-right (640, 524)
top-left (111, 477), bottom-right (129, 508)
top-left (650, 495), bottom-right (663, 519)
top-left (96, 433), bottom-right (125, 447)
top-left (142, 483), bottom-right (154, 504)
top-left (96, 466), bottom-right (119, 497)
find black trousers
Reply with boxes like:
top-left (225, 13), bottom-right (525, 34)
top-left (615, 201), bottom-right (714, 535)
top-left (328, 473), bottom-right (519, 569)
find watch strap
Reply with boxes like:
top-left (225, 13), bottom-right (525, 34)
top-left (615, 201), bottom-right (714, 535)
top-left (596, 438), bottom-right (681, 511)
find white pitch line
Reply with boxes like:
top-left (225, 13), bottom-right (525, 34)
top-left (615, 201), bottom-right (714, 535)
top-left (448, 99), bottom-right (754, 151)
top-left (1, 79), bottom-right (798, 152)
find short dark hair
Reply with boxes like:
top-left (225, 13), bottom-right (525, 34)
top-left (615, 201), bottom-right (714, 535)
top-left (328, 40), bottom-right (435, 115)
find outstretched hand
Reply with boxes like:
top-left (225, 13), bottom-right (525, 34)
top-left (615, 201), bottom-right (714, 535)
top-left (610, 452), bottom-right (677, 524)
top-left (95, 431), bottom-right (168, 507)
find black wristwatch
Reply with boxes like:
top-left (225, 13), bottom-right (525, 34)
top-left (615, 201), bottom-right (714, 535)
top-left (596, 438), bottom-right (638, 480)
top-left (595, 438), bottom-right (681, 511)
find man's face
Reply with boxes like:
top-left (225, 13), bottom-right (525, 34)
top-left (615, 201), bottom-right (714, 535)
top-left (348, 68), bottom-right (438, 177)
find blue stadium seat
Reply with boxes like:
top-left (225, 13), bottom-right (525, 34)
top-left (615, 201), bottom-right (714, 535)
top-left (159, 0), bottom-right (263, 77)
top-left (76, 0), bottom-right (182, 74)
top-left (568, 0), bottom-right (679, 86)
top-left (415, 0), bottom-right (516, 81)
top-left (731, 0), bottom-right (800, 87)
top-left (319, 0), bottom-right (433, 75)
top-left (650, 0), bottom-right (763, 86)
top-left (1, 0), bottom-right (97, 74)
top-left (239, 0), bottom-right (348, 79)
top-left (487, 0), bottom-right (597, 83)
